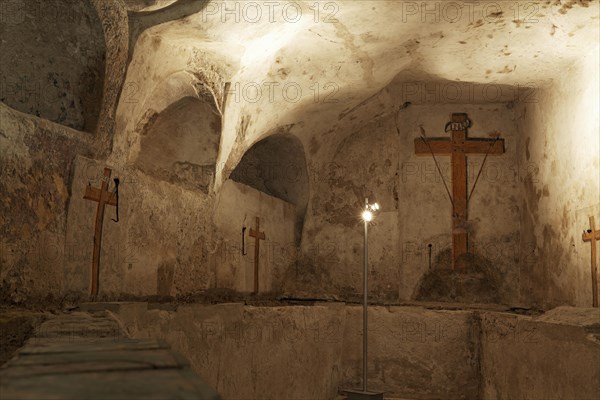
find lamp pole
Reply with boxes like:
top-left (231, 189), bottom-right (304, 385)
top-left (345, 199), bottom-right (383, 400)
top-left (363, 198), bottom-right (369, 392)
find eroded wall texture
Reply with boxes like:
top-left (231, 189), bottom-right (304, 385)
top-left (0, 1), bottom-right (598, 310)
top-left (516, 46), bottom-right (600, 308)
top-left (0, 105), bottom-right (94, 303)
top-left (299, 100), bottom-right (521, 304)
top-left (0, 0), bottom-right (106, 132)
top-left (112, 302), bottom-right (600, 400)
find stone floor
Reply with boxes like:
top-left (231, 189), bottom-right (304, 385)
top-left (0, 311), bottom-right (220, 400)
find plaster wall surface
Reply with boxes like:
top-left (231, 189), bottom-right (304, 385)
top-left (214, 180), bottom-right (296, 293)
top-left (113, 302), bottom-right (600, 400)
top-left (398, 104), bottom-right (521, 303)
top-left (64, 155), bottom-right (217, 298)
top-left (0, 105), bottom-right (94, 304)
top-left (516, 46), bottom-right (600, 307)
top-left (0, 0), bottom-right (106, 132)
top-left (1, 0), bottom-right (598, 310)
top-left (115, 302), bottom-right (346, 400)
top-left (61, 157), bottom-right (296, 298)
top-left (135, 96), bottom-right (221, 193)
top-left (300, 101), bottom-right (520, 303)
top-left (341, 306), bottom-right (479, 399)
top-left (480, 308), bottom-right (600, 400)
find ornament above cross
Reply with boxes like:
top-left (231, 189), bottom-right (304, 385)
top-left (414, 113), bottom-right (505, 269)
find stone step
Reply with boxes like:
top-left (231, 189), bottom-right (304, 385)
top-left (0, 312), bottom-right (220, 400)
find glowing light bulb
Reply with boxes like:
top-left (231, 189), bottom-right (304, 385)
top-left (362, 210), bottom-right (373, 222)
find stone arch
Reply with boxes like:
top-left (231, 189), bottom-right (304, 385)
top-left (135, 95), bottom-right (222, 192)
top-left (0, 0), bottom-right (106, 132)
top-left (229, 133), bottom-right (309, 242)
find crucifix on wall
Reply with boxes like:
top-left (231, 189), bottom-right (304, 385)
top-left (83, 167), bottom-right (118, 298)
top-left (249, 216), bottom-right (266, 294)
top-left (414, 113), bottom-right (505, 269)
top-left (582, 216), bottom-right (600, 307)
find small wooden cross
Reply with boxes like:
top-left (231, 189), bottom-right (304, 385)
top-left (582, 216), bottom-right (600, 307)
top-left (249, 216), bottom-right (266, 294)
top-left (83, 167), bottom-right (117, 298)
top-left (415, 113), bottom-right (505, 269)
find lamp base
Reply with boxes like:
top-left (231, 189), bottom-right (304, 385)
top-left (343, 389), bottom-right (384, 400)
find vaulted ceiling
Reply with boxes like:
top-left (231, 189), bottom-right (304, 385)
top-left (114, 0), bottom-right (598, 186)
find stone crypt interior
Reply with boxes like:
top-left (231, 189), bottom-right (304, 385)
top-left (0, 0), bottom-right (599, 399)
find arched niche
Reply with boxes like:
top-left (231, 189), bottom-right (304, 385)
top-left (230, 133), bottom-right (309, 242)
top-left (0, 0), bottom-right (105, 132)
top-left (135, 96), bottom-right (221, 192)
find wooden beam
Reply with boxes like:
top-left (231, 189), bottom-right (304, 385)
top-left (84, 168), bottom-right (117, 298)
top-left (249, 217), bottom-right (266, 294)
top-left (415, 138), bottom-right (504, 156)
top-left (414, 138), bottom-right (452, 155)
top-left (583, 216), bottom-right (599, 307)
top-left (463, 139), bottom-right (505, 154)
top-left (84, 186), bottom-right (117, 206)
top-left (413, 113), bottom-right (506, 270)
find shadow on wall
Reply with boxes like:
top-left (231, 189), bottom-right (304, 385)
top-left (134, 96), bottom-right (221, 192)
top-left (0, 0), bottom-right (106, 132)
top-left (414, 248), bottom-right (505, 304)
top-left (229, 133), bottom-right (309, 244)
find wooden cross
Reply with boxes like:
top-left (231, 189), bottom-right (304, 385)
top-left (83, 167), bottom-right (117, 298)
top-left (414, 113), bottom-right (505, 269)
top-left (582, 216), bottom-right (600, 307)
top-left (249, 216), bottom-right (266, 294)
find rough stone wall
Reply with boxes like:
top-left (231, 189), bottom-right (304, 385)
top-left (109, 26), bottom-right (237, 169)
top-left (398, 104), bottom-right (521, 304)
top-left (300, 104), bottom-right (401, 302)
top-left (113, 303), bottom-right (600, 400)
top-left (515, 46), bottom-right (600, 308)
top-left (63, 155), bottom-right (217, 298)
top-left (0, 0), bottom-right (130, 304)
top-left (214, 180), bottom-right (296, 293)
top-left (230, 133), bottom-right (309, 243)
top-left (135, 96), bottom-right (221, 193)
top-left (0, 105), bottom-right (94, 303)
top-left (301, 100), bottom-right (520, 304)
top-left (60, 156), bottom-right (296, 298)
top-left (114, 303), bottom-right (479, 400)
top-left (88, 0), bottom-right (129, 150)
top-left (116, 303), bottom-right (346, 400)
top-left (480, 308), bottom-right (600, 400)
top-left (0, 0), bottom-right (106, 132)
top-left (1, 0), bottom-right (597, 308)
top-left (341, 306), bottom-right (480, 399)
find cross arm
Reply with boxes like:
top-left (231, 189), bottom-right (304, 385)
top-left (583, 231), bottom-right (600, 241)
top-left (84, 186), bottom-right (117, 206)
top-left (415, 137), bottom-right (505, 155)
top-left (583, 216), bottom-right (599, 241)
top-left (249, 229), bottom-right (266, 240)
top-left (414, 138), bottom-right (452, 155)
top-left (463, 138), bottom-right (505, 154)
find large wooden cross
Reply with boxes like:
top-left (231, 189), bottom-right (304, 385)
top-left (249, 217), bottom-right (266, 294)
top-left (83, 167), bottom-right (117, 298)
top-left (414, 113), bottom-right (505, 269)
top-left (582, 216), bottom-right (600, 307)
